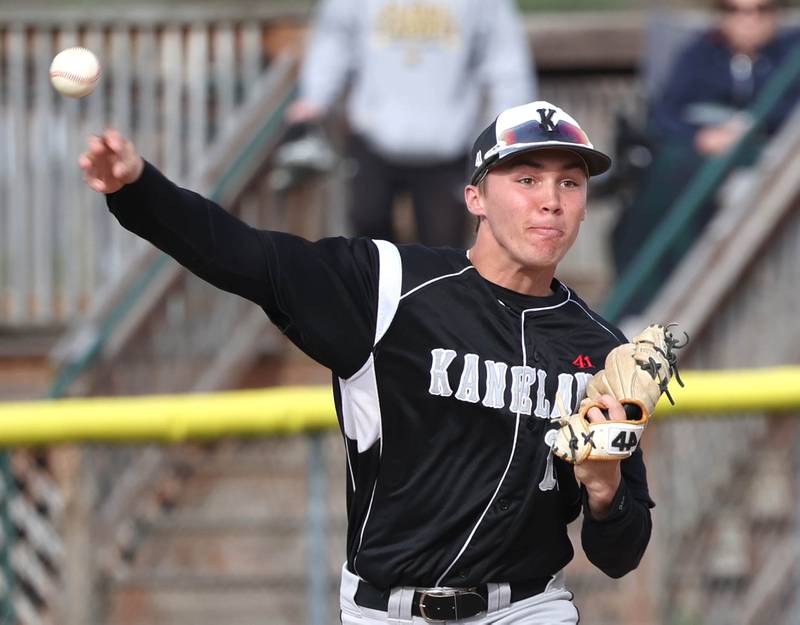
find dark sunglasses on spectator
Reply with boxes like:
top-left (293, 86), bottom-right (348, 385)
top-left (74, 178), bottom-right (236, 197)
top-left (719, 2), bottom-right (777, 15)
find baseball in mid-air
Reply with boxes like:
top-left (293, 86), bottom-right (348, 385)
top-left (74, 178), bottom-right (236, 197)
top-left (49, 47), bottom-right (101, 98)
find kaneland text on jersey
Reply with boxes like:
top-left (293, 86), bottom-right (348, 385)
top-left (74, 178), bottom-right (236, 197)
top-left (429, 348), bottom-right (594, 417)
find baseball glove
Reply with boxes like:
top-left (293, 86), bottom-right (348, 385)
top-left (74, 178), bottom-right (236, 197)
top-left (552, 323), bottom-right (687, 464)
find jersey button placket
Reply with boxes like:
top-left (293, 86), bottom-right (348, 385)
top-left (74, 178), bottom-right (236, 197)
top-left (524, 317), bottom-right (542, 431)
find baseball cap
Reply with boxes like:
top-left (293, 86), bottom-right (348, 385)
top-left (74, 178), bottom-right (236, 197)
top-left (469, 100), bottom-right (612, 185)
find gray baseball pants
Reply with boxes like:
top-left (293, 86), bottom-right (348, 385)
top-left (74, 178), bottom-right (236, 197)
top-left (339, 565), bottom-right (579, 624)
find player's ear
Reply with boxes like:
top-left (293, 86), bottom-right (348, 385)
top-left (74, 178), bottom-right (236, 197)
top-left (578, 183), bottom-right (588, 222)
top-left (465, 184), bottom-right (486, 219)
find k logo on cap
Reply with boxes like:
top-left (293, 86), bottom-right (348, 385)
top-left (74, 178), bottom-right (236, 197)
top-left (469, 100), bottom-right (612, 186)
top-left (537, 108), bottom-right (557, 132)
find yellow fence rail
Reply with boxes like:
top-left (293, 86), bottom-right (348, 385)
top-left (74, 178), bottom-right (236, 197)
top-left (0, 367), bottom-right (799, 446)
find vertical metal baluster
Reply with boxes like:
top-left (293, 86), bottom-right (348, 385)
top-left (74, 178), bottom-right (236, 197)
top-left (0, 453), bottom-right (16, 625)
top-left (307, 433), bottom-right (328, 625)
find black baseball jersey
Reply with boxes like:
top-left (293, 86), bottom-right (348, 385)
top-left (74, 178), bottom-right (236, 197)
top-left (108, 162), bottom-right (654, 591)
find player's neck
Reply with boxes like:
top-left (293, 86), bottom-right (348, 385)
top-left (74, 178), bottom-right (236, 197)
top-left (468, 243), bottom-right (556, 297)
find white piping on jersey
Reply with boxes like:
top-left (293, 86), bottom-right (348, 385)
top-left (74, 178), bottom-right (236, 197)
top-left (344, 240), bottom-right (402, 576)
top-left (400, 265), bottom-right (475, 301)
top-left (354, 480), bottom-right (380, 577)
top-left (560, 284), bottom-right (621, 341)
top-left (342, 361), bottom-right (381, 578)
top-left (436, 407), bottom-right (522, 584)
top-left (435, 284), bottom-right (615, 585)
top-left (342, 430), bottom-right (357, 493)
top-left (500, 280), bottom-right (620, 341)
top-left (436, 307), bottom-right (534, 586)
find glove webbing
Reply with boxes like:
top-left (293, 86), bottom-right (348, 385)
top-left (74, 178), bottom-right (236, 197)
top-left (638, 324), bottom-right (688, 404)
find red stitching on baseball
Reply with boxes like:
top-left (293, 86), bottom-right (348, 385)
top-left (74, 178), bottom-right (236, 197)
top-left (50, 70), bottom-right (100, 85)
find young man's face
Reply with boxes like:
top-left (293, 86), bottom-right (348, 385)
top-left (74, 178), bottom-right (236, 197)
top-left (466, 148), bottom-right (588, 273)
top-left (718, 0), bottom-right (779, 55)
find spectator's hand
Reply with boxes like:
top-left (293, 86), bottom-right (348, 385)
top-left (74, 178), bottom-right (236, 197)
top-left (694, 118), bottom-right (748, 156)
top-left (573, 394), bottom-right (624, 519)
top-left (286, 99), bottom-right (324, 125)
top-left (79, 129), bottom-right (144, 194)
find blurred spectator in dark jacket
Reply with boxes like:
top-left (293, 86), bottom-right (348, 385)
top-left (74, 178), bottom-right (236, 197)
top-left (611, 0), bottom-right (800, 316)
top-left (651, 0), bottom-right (800, 153)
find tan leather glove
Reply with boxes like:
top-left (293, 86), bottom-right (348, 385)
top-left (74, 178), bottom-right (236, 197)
top-left (552, 324), bottom-right (687, 464)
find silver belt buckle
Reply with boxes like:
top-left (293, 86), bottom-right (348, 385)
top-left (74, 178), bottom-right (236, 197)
top-left (418, 586), bottom-right (478, 623)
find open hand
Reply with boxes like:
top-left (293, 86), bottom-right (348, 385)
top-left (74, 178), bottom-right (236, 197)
top-left (79, 128), bottom-right (144, 194)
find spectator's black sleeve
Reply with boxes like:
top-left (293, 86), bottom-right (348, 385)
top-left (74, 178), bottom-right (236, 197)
top-left (106, 160), bottom-right (378, 379)
top-left (580, 448), bottom-right (655, 578)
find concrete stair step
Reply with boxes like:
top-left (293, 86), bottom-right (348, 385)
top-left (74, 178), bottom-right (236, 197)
top-left (131, 516), bottom-right (347, 577)
top-left (168, 437), bottom-right (348, 519)
top-left (173, 471), bottom-right (309, 518)
top-left (105, 433), bottom-right (349, 625)
top-left (108, 578), bottom-right (340, 625)
top-left (114, 572), bottom-right (318, 589)
top-left (178, 437), bottom-right (312, 475)
top-left (0, 356), bottom-right (53, 400)
top-left (0, 327), bottom-right (62, 400)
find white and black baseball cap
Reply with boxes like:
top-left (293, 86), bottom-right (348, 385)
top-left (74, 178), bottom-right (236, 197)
top-left (469, 100), bottom-right (612, 185)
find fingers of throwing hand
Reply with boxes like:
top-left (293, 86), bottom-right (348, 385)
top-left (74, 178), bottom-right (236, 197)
top-left (80, 162), bottom-right (108, 192)
top-left (78, 152), bottom-right (93, 172)
top-left (88, 177), bottom-right (109, 193)
top-left (103, 128), bottom-right (142, 183)
top-left (79, 151), bottom-right (102, 189)
top-left (81, 136), bottom-right (114, 192)
top-left (88, 134), bottom-right (110, 156)
top-left (80, 131), bottom-right (141, 193)
top-left (105, 128), bottom-right (128, 157)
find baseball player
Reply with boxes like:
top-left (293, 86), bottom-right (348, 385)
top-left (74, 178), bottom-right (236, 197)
top-left (80, 100), bottom-right (654, 624)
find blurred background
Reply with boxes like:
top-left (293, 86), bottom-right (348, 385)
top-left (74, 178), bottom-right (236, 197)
top-left (2, 1), bottom-right (800, 624)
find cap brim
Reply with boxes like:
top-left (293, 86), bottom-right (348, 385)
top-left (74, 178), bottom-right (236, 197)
top-left (497, 142), bottom-right (612, 177)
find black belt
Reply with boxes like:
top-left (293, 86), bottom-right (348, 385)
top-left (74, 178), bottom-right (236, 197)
top-left (354, 576), bottom-right (551, 622)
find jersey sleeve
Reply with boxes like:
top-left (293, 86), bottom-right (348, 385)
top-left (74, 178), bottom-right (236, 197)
top-left (572, 312), bottom-right (654, 578)
top-left (579, 447), bottom-right (655, 578)
top-left (106, 161), bottom-right (378, 379)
